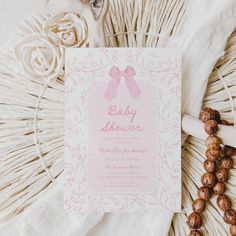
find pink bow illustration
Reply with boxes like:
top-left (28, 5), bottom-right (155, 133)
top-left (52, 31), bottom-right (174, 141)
top-left (105, 65), bottom-right (141, 100)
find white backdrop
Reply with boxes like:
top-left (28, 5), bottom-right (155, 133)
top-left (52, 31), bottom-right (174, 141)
top-left (0, 0), bottom-right (47, 45)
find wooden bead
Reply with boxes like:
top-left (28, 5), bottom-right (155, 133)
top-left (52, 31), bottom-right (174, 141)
top-left (224, 210), bottom-right (236, 225)
top-left (204, 120), bottom-right (218, 135)
top-left (189, 230), bottom-right (202, 236)
top-left (205, 136), bottom-right (222, 150)
top-left (216, 168), bottom-right (229, 182)
top-left (212, 182), bottom-right (226, 195)
top-left (192, 199), bottom-right (206, 214)
top-left (204, 160), bottom-right (217, 173)
top-left (188, 212), bottom-right (203, 229)
top-left (220, 120), bottom-right (230, 126)
top-left (206, 148), bottom-right (222, 161)
top-left (217, 195), bottom-right (232, 212)
top-left (230, 225), bottom-right (236, 236)
top-left (199, 107), bottom-right (218, 123)
top-left (214, 110), bottom-right (221, 123)
top-left (198, 187), bottom-right (212, 201)
top-left (224, 145), bottom-right (236, 157)
top-left (201, 172), bottom-right (216, 188)
top-left (221, 157), bottom-right (233, 169)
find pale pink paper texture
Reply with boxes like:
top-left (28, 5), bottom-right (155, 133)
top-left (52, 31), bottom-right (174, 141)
top-left (65, 48), bottom-right (181, 212)
top-left (88, 81), bottom-right (156, 193)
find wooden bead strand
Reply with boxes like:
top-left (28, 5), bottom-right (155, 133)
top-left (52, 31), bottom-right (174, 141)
top-left (188, 107), bottom-right (236, 236)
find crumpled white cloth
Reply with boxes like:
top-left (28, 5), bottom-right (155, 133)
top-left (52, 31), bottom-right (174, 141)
top-left (1, 0), bottom-right (236, 236)
top-left (0, 181), bottom-right (173, 236)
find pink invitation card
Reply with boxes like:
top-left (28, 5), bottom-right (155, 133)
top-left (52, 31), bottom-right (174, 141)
top-left (64, 48), bottom-right (181, 212)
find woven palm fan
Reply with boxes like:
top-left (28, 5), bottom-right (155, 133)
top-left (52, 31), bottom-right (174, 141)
top-left (0, 0), bottom-right (235, 236)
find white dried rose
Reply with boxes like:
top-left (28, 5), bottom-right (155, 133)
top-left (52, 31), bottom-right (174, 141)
top-left (15, 34), bottom-right (64, 80)
top-left (44, 13), bottom-right (88, 47)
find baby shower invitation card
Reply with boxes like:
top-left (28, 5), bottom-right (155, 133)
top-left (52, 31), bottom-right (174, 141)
top-left (64, 48), bottom-right (181, 212)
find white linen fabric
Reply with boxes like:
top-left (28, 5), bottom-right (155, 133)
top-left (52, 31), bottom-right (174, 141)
top-left (0, 0), bottom-right (236, 236)
top-left (176, 0), bottom-right (236, 118)
top-left (0, 181), bottom-right (173, 236)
